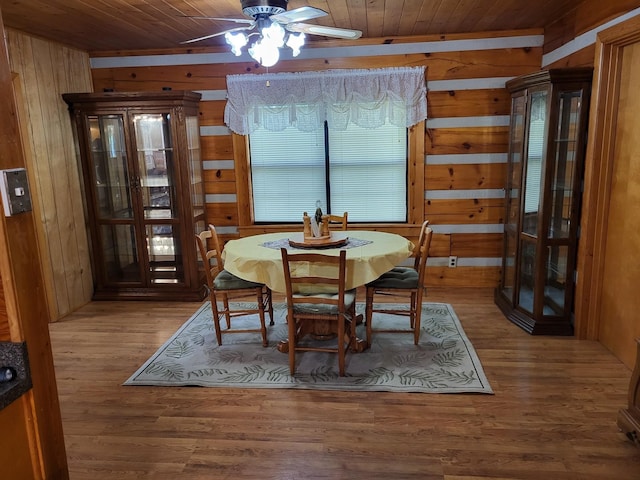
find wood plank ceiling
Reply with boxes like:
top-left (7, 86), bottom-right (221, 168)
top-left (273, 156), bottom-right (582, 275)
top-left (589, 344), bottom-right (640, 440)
top-left (0, 0), bottom-right (583, 53)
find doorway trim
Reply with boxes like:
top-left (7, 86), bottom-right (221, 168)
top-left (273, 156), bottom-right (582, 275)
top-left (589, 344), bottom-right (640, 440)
top-left (574, 15), bottom-right (640, 339)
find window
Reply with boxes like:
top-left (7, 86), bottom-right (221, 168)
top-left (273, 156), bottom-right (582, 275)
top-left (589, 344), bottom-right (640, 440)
top-left (249, 122), bottom-right (407, 223)
top-left (225, 68), bottom-right (427, 227)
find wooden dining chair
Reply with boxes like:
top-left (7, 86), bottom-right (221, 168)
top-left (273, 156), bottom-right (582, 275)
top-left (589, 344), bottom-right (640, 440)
top-left (364, 225), bottom-right (433, 347)
top-left (280, 248), bottom-right (357, 376)
top-left (391, 220), bottom-right (430, 273)
top-left (195, 224), bottom-right (273, 347)
top-left (328, 212), bottom-right (348, 230)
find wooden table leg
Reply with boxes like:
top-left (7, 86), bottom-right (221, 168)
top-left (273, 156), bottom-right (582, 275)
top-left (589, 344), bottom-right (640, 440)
top-left (277, 314), bottom-right (369, 353)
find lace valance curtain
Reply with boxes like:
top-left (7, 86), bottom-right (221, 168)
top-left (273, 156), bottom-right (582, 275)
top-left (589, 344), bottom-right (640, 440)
top-left (224, 67), bottom-right (427, 134)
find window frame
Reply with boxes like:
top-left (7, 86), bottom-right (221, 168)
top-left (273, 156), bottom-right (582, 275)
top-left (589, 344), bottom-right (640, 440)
top-left (233, 120), bottom-right (425, 232)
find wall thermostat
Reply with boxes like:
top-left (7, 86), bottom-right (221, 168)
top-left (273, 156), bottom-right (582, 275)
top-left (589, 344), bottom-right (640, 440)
top-left (0, 168), bottom-right (32, 217)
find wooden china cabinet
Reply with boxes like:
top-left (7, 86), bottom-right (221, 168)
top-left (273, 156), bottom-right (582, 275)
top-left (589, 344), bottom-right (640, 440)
top-left (63, 91), bottom-right (207, 300)
top-left (495, 68), bottom-right (592, 335)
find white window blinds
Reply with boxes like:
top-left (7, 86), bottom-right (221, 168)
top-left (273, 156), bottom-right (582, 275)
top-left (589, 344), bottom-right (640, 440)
top-left (249, 122), bottom-right (407, 223)
top-left (328, 123), bottom-right (406, 222)
top-left (250, 126), bottom-right (326, 222)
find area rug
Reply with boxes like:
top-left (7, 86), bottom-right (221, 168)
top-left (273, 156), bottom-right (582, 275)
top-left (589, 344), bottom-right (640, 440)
top-left (124, 302), bottom-right (493, 394)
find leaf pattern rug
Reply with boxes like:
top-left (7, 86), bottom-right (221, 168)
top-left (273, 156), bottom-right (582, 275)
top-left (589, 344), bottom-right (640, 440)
top-left (124, 302), bottom-right (493, 394)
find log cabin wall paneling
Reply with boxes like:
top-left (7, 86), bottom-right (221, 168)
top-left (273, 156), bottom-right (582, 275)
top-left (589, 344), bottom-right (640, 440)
top-left (2, 5), bottom-right (637, 303)
top-left (81, 2), bottom-right (635, 292)
top-left (89, 30), bottom-right (544, 288)
top-left (543, 0), bottom-right (640, 68)
top-left (6, 29), bottom-right (93, 320)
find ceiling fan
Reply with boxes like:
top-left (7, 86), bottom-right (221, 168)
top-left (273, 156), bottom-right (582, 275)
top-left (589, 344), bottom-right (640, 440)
top-left (181, 0), bottom-right (362, 67)
top-left (182, 0), bottom-right (362, 44)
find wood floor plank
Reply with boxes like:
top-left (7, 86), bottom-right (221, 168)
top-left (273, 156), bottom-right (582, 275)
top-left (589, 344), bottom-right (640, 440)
top-left (48, 288), bottom-right (640, 480)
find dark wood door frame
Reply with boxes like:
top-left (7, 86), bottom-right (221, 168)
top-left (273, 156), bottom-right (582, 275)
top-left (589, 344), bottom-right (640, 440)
top-left (574, 15), bottom-right (640, 339)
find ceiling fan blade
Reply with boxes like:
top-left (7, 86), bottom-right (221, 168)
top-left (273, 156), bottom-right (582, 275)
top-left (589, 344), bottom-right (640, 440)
top-left (286, 23), bottom-right (362, 40)
top-left (271, 6), bottom-right (327, 24)
top-left (180, 24), bottom-right (255, 44)
top-left (179, 15), bottom-right (255, 25)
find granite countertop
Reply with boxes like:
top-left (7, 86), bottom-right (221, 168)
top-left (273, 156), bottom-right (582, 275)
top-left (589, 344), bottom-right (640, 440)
top-left (0, 342), bottom-right (32, 411)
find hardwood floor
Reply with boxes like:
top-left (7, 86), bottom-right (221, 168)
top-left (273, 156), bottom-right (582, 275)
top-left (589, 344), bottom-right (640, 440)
top-left (48, 288), bottom-right (640, 480)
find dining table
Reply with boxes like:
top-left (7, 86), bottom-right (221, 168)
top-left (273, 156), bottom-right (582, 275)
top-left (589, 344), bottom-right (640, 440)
top-left (221, 230), bottom-right (414, 352)
top-left (222, 230), bottom-right (414, 293)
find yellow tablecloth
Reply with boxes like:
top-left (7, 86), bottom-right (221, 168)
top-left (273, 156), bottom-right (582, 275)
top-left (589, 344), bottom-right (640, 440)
top-left (221, 231), bottom-right (414, 293)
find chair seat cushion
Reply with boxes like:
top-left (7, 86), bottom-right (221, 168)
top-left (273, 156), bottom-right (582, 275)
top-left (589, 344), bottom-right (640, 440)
top-left (367, 269), bottom-right (419, 289)
top-left (292, 289), bottom-right (356, 315)
top-left (214, 270), bottom-right (264, 290)
top-left (389, 266), bottom-right (415, 275)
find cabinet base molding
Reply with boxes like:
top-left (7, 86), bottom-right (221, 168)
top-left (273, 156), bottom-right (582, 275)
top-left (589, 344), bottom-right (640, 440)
top-left (494, 290), bottom-right (574, 336)
top-left (618, 338), bottom-right (640, 446)
top-left (92, 287), bottom-right (206, 302)
top-left (618, 409), bottom-right (640, 446)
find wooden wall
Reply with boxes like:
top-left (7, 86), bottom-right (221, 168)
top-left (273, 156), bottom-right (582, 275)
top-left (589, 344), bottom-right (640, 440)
top-left (0, 13), bottom-right (69, 476)
top-left (4, 3), bottom-right (638, 308)
top-left (0, 274), bottom-right (7, 341)
top-left (544, 0), bottom-right (640, 68)
top-left (90, 29), bottom-right (544, 288)
top-left (6, 29), bottom-right (93, 320)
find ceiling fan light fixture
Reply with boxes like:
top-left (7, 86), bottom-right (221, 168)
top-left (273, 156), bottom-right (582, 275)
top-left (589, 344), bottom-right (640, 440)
top-left (225, 31), bottom-right (249, 56)
top-left (181, 0), bottom-right (362, 62)
top-left (228, 17), bottom-right (304, 67)
top-left (248, 36), bottom-right (280, 67)
top-left (247, 20), bottom-right (285, 66)
top-left (286, 32), bottom-right (305, 57)
top-left (191, 1), bottom-right (359, 68)
top-left (261, 20), bottom-right (286, 47)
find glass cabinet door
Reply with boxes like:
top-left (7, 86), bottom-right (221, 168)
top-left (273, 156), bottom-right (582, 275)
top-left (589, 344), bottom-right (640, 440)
top-left (186, 114), bottom-right (206, 235)
top-left (88, 115), bottom-right (141, 284)
top-left (548, 91), bottom-right (582, 240)
top-left (132, 112), bottom-right (184, 285)
top-left (517, 89), bottom-right (548, 314)
top-left (501, 93), bottom-right (526, 304)
top-left (89, 116), bottom-right (133, 219)
top-left (521, 90), bottom-right (548, 237)
top-left (542, 90), bottom-right (585, 317)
